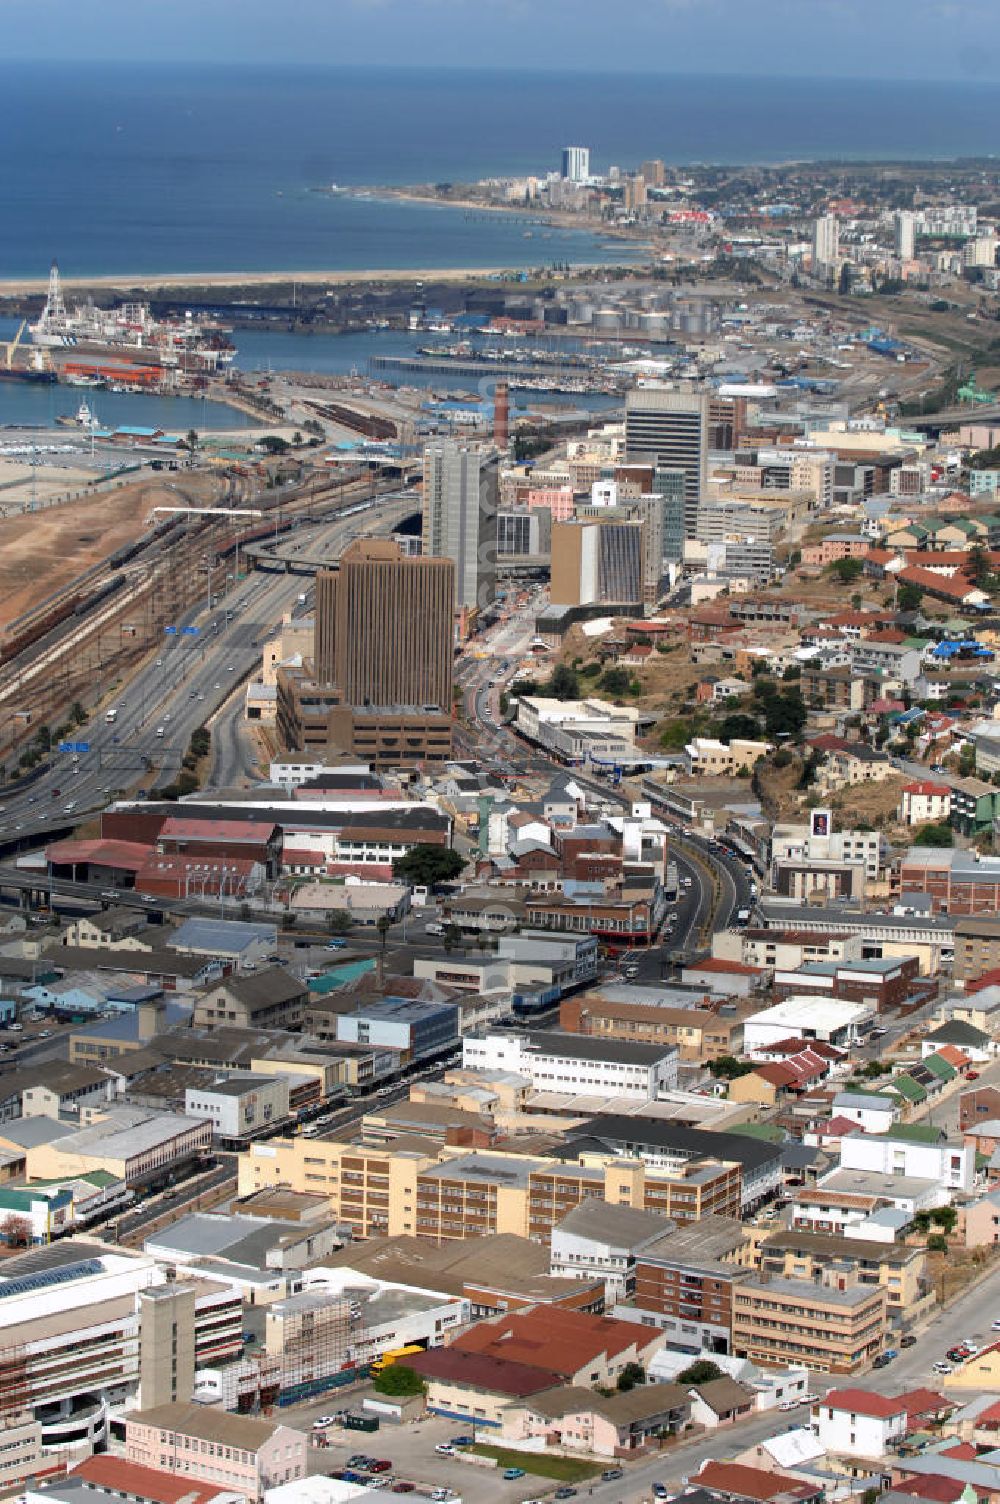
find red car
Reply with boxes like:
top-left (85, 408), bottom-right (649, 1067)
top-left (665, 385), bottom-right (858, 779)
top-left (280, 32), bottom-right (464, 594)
top-left (368, 1462), bottom-right (393, 1474)
top-left (967, 1071), bottom-right (980, 1081)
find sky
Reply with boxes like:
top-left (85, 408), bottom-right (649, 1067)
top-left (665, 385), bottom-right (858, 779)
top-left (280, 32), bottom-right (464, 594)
top-left (6, 0), bottom-right (1000, 79)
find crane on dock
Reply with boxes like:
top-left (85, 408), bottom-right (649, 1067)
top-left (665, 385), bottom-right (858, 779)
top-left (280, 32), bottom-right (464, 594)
top-left (4, 320), bottom-right (26, 370)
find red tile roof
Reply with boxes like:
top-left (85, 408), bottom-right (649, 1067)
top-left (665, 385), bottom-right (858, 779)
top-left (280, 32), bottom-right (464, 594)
top-left (898, 1388), bottom-right (952, 1419)
top-left (686, 957), bottom-right (763, 975)
top-left (823, 1387), bottom-right (907, 1419)
top-left (895, 1477), bottom-right (977, 1503)
top-left (160, 817), bottom-right (277, 842)
top-left (697, 1462), bottom-right (816, 1503)
top-left (46, 837), bottom-right (150, 872)
top-left (903, 782), bottom-right (952, 797)
top-left (452, 1306), bottom-right (648, 1378)
top-left (71, 1457), bottom-right (228, 1504)
top-left (966, 968), bottom-right (1000, 995)
top-left (406, 1345), bottom-right (560, 1397)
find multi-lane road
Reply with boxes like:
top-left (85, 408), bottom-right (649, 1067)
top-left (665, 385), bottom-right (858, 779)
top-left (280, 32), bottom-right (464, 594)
top-left (0, 493), bottom-right (418, 851)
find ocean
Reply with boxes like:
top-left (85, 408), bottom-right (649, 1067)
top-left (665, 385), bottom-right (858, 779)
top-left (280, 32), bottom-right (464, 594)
top-left (3, 64), bottom-right (999, 279)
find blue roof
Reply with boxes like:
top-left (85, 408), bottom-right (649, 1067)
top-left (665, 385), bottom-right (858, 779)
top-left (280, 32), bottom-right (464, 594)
top-left (114, 425), bottom-right (162, 438)
top-left (171, 917), bottom-right (276, 955)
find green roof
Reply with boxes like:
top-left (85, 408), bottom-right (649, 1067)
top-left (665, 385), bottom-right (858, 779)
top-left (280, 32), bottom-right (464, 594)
top-left (886, 1122), bottom-right (944, 1144)
top-left (922, 1052), bottom-right (958, 1082)
top-left (27, 1169), bottom-right (122, 1189)
top-left (308, 959), bottom-right (376, 993)
top-left (889, 1074), bottom-right (927, 1103)
top-left (727, 1121), bottom-right (787, 1143)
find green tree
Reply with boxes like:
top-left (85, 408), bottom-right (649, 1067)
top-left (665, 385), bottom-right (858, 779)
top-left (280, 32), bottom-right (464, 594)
top-left (600, 667), bottom-right (632, 697)
top-left (828, 557), bottom-right (863, 584)
top-left (927, 1232), bottom-right (948, 1253)
top-left (897, 582), bottom-right (924, 611)
top-left (548, 663), bottom-right (580, 700)
top-left (677, 1359), bottom-right (724, 1386)
top-left (968, 543), bottom-right (992, 589)
top-left (258, 434), bottom-right (290, 455)
top-left (71, 701), bottom-right (87, 726)
top-left (707, 1055), bottom-right (753, 1080)
top-left (186, 429), bottom-right (199, 451)
top-left (326, 910), bottom-right (353, 935)
top-left (617, 1362), bottom-right (646, 1392)
top-left (717, 713), bottom-right (762, 744)
top-left (372, 1364), bottom-right (425, 1397)
top-left (392, 845), bottom-right (465, 886)
top-left (913, 822), bottom-right (953, 847)
top-left (932, 1205), bottom-right (958, 1233)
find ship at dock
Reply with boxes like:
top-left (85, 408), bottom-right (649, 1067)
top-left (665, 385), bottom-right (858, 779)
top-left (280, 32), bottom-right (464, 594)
top-left (29, 262), bottom-right (236, 387)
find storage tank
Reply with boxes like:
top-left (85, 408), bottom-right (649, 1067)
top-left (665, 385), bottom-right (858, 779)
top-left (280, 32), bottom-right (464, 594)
top-left (593, 306), bottom-right (621, 332)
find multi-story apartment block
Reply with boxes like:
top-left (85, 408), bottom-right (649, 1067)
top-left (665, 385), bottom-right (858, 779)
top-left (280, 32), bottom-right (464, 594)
top-left (732, 1271), bottom-right (886, 1374)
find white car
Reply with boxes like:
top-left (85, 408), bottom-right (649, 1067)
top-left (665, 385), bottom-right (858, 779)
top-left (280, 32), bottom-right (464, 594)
top-left (932, 1362), bottom-right (953, 1375)
top-left (312, 1416), bottom-right (335, 1430)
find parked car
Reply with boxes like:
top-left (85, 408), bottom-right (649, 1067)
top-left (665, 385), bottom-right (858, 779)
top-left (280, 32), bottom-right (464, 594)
top-left (901, 1334), bottom-right (917, 1348)
top-left (554, 1490), bottom-right (577, 1500)
top-left (450, 1436), bottom-right (475, 1447)
top-left (601, 1472), bottom-right (623, 1483)
top-left (434, 1445), bottom-right (456, 1458)
top-left (368, 1462), bottom-right (393, 1474)
top-left (503, 1470), bottom-right (526, 1481)
top-left (312, 1416), bottom-right (335, 1430)
top-left (391, 1486), bottom-right (415, 1495)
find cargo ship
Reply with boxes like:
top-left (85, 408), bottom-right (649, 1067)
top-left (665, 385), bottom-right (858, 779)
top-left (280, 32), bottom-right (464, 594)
top-left (30, 262), bottom-right (236, 376)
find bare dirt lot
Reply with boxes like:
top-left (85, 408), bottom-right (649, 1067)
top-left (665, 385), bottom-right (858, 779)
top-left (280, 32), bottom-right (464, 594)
top-left (0, 474), bottom-right (215, 631)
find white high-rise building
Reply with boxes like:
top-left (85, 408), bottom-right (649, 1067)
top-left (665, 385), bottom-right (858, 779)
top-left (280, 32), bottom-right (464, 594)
top-left (812, 214), bottom-right (840, 270)
top-left (422, 441), bottom-right (498, 611)
top-left (895, 210), bottom-right (916, 261)
top-left (561, 145), bottom-right (590, 182)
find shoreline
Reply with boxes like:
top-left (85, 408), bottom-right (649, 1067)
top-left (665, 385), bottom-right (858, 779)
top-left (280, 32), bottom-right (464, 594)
top-left (0, 260), bottom-right (646, 297)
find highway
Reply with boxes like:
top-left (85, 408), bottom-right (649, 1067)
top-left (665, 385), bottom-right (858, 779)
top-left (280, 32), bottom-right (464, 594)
top-left (454, 600), bottom-right (754, 969)
top-left (0, 493), bottom-right (418, 852)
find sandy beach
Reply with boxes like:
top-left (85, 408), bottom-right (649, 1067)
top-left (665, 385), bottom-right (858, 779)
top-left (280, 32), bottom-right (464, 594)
top-left (0, 264), bottom-right (572, 297)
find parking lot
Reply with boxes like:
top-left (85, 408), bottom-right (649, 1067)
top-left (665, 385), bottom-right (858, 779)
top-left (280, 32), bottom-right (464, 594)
top-left (286, 1399), bottom-right (602, 1504)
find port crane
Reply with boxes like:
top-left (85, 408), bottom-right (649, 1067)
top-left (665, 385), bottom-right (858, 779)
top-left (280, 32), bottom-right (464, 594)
top-left (4, 320), bottom-right (26, 370)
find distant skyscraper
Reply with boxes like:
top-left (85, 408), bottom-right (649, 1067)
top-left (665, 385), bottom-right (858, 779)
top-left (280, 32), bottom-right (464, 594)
top-left (422, 440), bottom-right (498, 611)
top-left (314, 539), bottom-right (454, 710)
top-left (625, 386), bottom-right (709, 539)
top-left (640, 159), bottom-right (666, 188)
top-left (895, 210), bottom-right (916, 261)
top-left (561, 145), bottom-right (590, 182)
top-left (813, 214), bottom-right (840, 270)
top-left (623, 176), bottom-right (648, 213)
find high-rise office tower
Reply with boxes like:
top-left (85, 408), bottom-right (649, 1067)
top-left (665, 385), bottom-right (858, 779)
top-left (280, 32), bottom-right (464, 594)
top-left (422, 441), bottom-right (498, 611)
top-left (812, 214), bottom-right (840, 270)
top-left (623, 176), bottom-right (648, 212)
top-left (493, 381), bottom-right (510, 449)
top-left (314, 539), bottom-right (454, 710)
top-left (895, 210), bottom-right (916, 261)
top-left (550, 518), bottom-right (644, 606)
top-left (625, 386), bottom-right (709, 539)
top-left (561, 145), bottom-right (590, 182)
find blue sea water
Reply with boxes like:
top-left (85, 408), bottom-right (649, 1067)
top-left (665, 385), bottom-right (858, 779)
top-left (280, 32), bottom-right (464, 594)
top-left (2, 64), bottom-right (999, 279)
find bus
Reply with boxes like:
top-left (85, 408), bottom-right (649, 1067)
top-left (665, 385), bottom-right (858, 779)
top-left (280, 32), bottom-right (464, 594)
top-left (369, 1343), bottom-right (424, 1376)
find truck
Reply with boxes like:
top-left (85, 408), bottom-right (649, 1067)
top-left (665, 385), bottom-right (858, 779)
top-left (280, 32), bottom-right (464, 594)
top-left (105, 708), bottom-right (118, 723)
